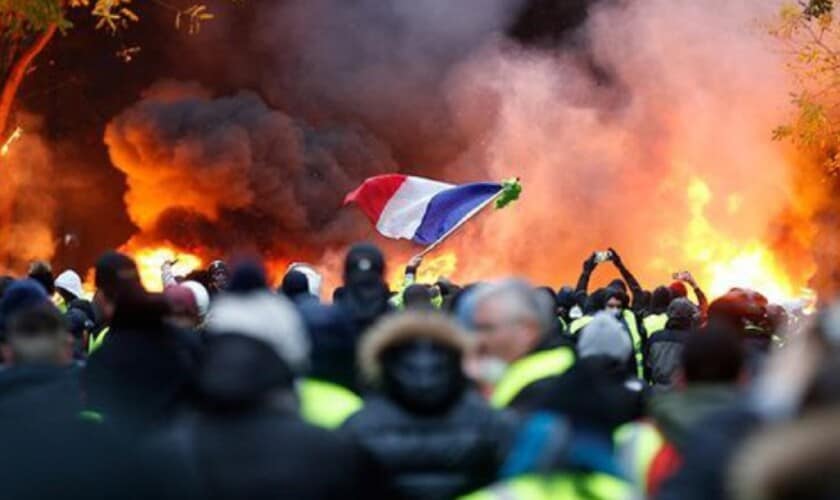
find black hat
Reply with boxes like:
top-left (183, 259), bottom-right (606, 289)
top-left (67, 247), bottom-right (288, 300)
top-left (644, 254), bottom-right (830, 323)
top-left (344, 243), bottom-right (385, 284)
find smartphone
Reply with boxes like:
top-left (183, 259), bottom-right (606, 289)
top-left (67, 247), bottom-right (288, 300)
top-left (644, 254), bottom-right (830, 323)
top-left (595, 250), bottom-right (612, 264)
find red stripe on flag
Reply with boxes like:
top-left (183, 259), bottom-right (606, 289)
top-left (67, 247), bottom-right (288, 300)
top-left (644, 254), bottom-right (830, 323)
top-left (344, 174), bottom-right (407, 224)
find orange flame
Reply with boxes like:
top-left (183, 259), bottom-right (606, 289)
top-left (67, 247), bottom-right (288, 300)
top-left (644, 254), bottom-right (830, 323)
top-left (124, 245), bottom-right (203, 292)
top-left (664, 177), bottom-right (814, 304)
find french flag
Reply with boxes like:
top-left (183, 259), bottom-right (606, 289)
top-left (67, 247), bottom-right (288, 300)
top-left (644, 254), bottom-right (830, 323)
top-left (344, 174), bottom-right (504, 245)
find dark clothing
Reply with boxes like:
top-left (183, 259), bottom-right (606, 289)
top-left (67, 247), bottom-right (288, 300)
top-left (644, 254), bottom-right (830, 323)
top-left (519, 357), bottom-right (645, 440)
top-left (300, 299), bottom-right (392, 394)
top-left (645, 328), bottom-right (690, 391)
top-left (0, 364), bottom-right (83, 422)
top-left (84, 323), bottom-right (200, 435)
top-left (505, 335), bottom-right (577, 412)
top-left (158, 407), bottom-right (382, 500)
top-left (649, 385), bottom-right (741, 453)
top-left (0, 364), bottom-right (188, 500)
top-left (342, 392), bottom-right (516, 500)
top-left (657, 404), bottom-right (761, 500)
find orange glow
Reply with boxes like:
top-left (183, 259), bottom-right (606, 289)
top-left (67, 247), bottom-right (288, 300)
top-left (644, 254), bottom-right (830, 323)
top-left (124, 245), bottom-right (203, 292)
top-left (670, 177), bottom-right (813, 303)
top-left (0, 126), bottom-right (23, 157)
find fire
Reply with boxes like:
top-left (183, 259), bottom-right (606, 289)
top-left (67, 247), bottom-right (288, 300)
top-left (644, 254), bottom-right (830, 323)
top-left (126, 245), bottom-right (203, 292)
top-left (388, 252), bottom-right (458, 290)
top-left (1, 126), bottom-right (23, 157)
top-left (672, 177), bottom-right (812, 304)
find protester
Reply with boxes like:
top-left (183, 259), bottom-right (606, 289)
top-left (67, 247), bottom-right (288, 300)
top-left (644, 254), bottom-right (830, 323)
top-left (641, 326), bottom-right (749, 499)
top-left (645, 298), bottom-right (700, 390)
top-left (84, 252), bottom-right (200, 435)
top-left (281, 269), bottom-right (320, 306)
top-left (644, 285), bottom-right (673, 336)
top-left (343, 312), bottom-right (516, 499)
top-left (54, 269), bottom-right (85, 311)
top-left (469, 279), bottom-right (575, 411)
top-left (520, 312), bottom-right (644, 439)
top-left (207, 259), bottom-right (230, 294)
top-left (155, 283), bottom-right (382, 499)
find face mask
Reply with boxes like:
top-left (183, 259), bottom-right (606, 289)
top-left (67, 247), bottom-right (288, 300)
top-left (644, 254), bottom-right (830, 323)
top-left (472, 356), bottom-right (509, 385)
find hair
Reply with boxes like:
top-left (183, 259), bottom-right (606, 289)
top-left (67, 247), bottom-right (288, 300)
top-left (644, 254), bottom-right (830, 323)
top-left (681, 326), bottom-right (744, 384)
top-left (471, 279), bottom-right (553, 334)
top-left (27, 262), bottom-right (55, 296)
top-left (5, 306), bottom-right (67, 365)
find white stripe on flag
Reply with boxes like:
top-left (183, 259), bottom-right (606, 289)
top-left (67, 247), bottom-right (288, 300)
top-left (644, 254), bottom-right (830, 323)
top-left (376, 176), bottom-right (452, 240)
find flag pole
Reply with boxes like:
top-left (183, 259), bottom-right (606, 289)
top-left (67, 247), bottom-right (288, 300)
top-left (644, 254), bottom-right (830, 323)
top-left (415, 188), bottom-right (506, 259)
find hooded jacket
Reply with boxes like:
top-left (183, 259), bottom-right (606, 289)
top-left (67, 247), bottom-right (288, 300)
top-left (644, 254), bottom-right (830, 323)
top-left (342, 313), bottom-right (517, 500)
top-left (151, 293), bottom-right (383, 500)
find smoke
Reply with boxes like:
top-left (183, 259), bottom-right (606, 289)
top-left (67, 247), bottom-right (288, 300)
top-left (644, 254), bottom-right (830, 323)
top-left (102, 0), bottom-right (822, 295)
top-left (105, 80), bottom-right (397, 260)
top-left (439, 0), bottom-right (812, 290)
top-left (0, 114), bottom-right (57, 271)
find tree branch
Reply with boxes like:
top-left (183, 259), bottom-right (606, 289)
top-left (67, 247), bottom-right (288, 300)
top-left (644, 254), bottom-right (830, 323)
top-left (0, 23), bottom-right (57, 135)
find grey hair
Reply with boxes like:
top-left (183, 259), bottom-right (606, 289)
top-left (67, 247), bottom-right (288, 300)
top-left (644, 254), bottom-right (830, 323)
top-left (471, 278), bottom-right (554, 335)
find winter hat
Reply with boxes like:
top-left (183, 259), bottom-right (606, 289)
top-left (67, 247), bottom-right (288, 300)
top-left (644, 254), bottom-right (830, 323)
top-left (227, 260), bottom-right (268, 293)
top-left (281, 270), bottom-right (310, 298)
top-left (668, 297), bottom-right (699, 321)
top-left (163, 285), bottom-right (199, 317)
top-left (55, 270), bottom-right (84, 300)
top-left (0, 279), bottom-right (57, 331)
top-left (651, 286), bottom-right (673, 314)
top-left (669, 281), bottom-right (688, 299)
top-left (344, 243), bottom-right (385, 284)
top-left (287, 263), bottom-right (322, 297)
top-left (181, 281), bottom-right (210, 319)
top-left (206, 292), bottom-right (309, 372)
top-left (578, 312), bottom-right (633, 362)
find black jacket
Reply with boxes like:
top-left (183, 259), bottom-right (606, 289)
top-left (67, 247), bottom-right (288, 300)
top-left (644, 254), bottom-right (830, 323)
top-left (84, 322), bottom-right (200, 435)
top-left (645, 328), bottom-right (689, 390)
top-left (518, 356), bottom-right (645, 440)
top-left (159, 407), bottom-right (383, 500)
top-left (342, 391), bottom-right (515, 500)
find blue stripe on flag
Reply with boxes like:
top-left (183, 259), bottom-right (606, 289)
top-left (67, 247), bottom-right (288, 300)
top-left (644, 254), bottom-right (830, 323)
top-left (412, 182), bottom-right (502, 245)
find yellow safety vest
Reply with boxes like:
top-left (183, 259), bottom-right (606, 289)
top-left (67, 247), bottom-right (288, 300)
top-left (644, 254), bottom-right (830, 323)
top-left (569, 316), bottom-right (594, 335)
top-left (643, 313), bottom-right (668, 337)
top-left (614, 422), bottom-right (665, 493)
top-left (491, 347), bottom-right (575, 408)
top-left (88, 326), bottom-right (110, 355)
top-left (459, 472), bottom-right (632, 500)
top-left (53, 294), bottom-right (68, 314)
top-left (571, 312), bottom-right (644, 379)
top-left (297, 378), bottom-right (363, 429)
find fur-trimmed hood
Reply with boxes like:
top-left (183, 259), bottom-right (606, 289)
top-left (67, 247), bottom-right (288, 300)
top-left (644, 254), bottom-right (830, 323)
top-left (359, 312), bottom-right (469, 383)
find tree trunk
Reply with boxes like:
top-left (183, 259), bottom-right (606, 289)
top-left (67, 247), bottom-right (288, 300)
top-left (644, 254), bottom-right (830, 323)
top-left (0, 23), bottom-right (57, 138)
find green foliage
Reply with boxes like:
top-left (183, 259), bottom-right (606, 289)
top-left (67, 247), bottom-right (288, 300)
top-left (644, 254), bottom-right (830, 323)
top-left (0, 0), bottom-right (71, 34)
top-left (771, 1), bottom-right (840, 174)
top-left (495, 178), bottom-right (522, 209)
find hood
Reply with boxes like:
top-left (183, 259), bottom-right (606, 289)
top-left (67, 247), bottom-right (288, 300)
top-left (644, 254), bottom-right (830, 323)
top-left (359, 312), bottom-right (468, 413)
top-left (649, 384), bottom-right (740, 450)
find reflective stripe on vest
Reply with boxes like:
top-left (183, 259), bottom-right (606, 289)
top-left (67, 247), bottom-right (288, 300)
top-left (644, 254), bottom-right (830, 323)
top-left (622, 310), bottom-right (644, 379)
top-left (491, 347), bottom-right (575, 408)
top-left (569, 316), bottom-right (593, 335)
top-left (643, 313), bottom-right (668, 337)
top-left (88, 326), bottom-right (110, 355)
top-left (297, 378), bottom-right (363, 429)
top-left (614, 422), bottom-right (665, 493)
top-left (458, 472), bottom-right (632, 500)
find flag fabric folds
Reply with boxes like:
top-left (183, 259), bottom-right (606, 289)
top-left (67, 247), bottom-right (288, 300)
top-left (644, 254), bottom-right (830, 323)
top-left (344, 174), bottom-right (504, 245)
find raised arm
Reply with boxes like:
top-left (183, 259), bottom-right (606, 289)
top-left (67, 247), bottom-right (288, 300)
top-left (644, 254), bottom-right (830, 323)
top-left (576, 252), bottom-right (598, 295)
top-left (608, 248), bottom-right (645, 306)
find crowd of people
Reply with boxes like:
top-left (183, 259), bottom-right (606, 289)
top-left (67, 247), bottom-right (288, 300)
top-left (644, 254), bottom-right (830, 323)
top-left (0, 243), bottom-right (835, 499)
